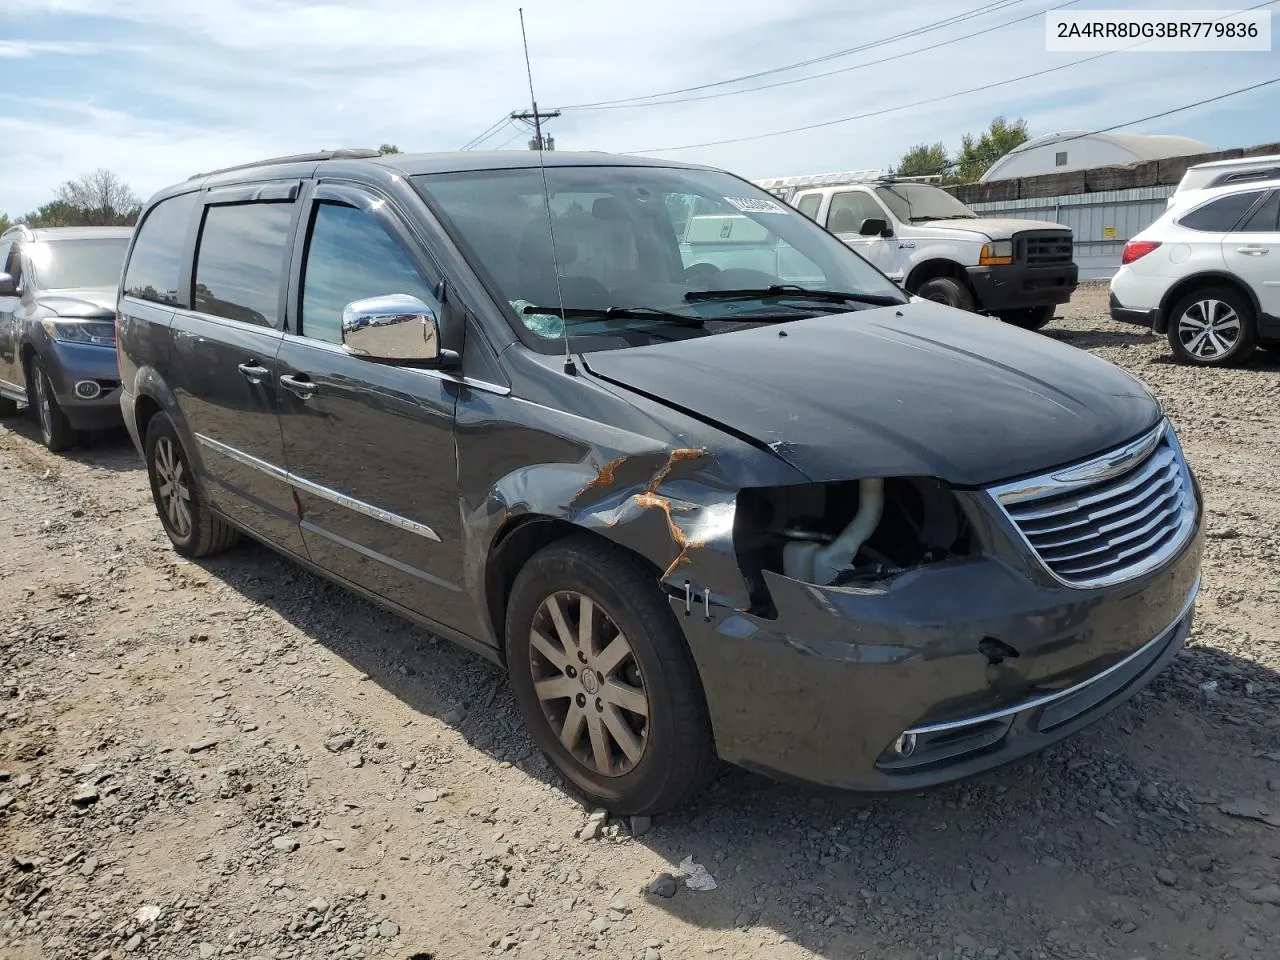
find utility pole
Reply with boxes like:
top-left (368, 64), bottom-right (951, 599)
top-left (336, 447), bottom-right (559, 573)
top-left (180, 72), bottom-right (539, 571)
top-left (510, 107), bottom-right (560, 151)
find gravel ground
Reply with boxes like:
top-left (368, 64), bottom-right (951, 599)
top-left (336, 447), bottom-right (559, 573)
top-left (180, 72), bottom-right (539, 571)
top-left (2, 284), bottom-right (1279, 960)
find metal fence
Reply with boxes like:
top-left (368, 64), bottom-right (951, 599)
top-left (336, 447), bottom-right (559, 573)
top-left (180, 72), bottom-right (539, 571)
top-left (968, 185), bottom-right (1175, 281)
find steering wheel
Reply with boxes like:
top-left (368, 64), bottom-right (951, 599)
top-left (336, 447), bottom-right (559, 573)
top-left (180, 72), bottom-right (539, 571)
top-left (683, 262), bottom-right (721, 285)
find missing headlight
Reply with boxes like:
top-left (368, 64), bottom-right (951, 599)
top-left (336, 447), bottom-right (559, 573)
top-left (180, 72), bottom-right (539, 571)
top-left (734, 478), bottom-right (976, 599)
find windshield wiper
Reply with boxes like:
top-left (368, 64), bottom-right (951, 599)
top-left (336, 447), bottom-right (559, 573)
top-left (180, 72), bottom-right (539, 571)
top-left (684, 285), bottom-right (903, 307)
top-left (522, 304), bottom-right (705, 327)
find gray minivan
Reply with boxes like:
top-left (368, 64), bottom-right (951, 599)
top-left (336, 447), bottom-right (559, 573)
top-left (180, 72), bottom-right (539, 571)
top-left (116, 149), bottom-right (1202, 813)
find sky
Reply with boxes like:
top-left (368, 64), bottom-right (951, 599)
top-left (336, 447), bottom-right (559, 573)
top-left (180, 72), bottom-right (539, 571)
top-left (1, 0), bottom-right (1277, 216)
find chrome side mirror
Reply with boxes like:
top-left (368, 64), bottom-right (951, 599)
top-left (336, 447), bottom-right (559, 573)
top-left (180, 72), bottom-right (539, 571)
top-left (0, 272), bottom-right (16, 297)
top-left (340, 294), bottom-right (457, 367)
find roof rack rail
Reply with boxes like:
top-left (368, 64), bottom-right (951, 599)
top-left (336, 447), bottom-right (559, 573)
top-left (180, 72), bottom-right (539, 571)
top-left (188, 148), bottom-right (383, 181)
top-left (1, 223), bottom-right (36, 241)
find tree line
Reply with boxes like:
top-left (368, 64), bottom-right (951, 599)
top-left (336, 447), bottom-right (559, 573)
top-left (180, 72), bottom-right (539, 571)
top-left (893, 116), bottom-right (1030, 183)
top-left (1, 169), bottom-right (142, 235)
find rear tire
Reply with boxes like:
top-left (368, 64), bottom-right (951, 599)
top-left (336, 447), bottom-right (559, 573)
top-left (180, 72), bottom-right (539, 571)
top-left (144, 412), bottom-right (240, 557)
top-left (1165, 286), bottom-right (1256, 367)
top-left (914, 276), bottom-right (975, 312)
top-left (27, 357), bottom-right (77, 452)
top-left (997, 305), bottom-right (1055, 331)
top-left (505, 536), bottom-right (717, 815)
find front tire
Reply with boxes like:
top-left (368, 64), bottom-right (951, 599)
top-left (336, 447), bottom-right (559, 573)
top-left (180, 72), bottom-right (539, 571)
top-left (997, 305), bottom-right (1055, 331)
top-left (505, 536), bottom-right (716, 815)
top-left (27, 357), bottom-right (77, 452)
top-left (144, 412), bottom-right (240, 557)
top-left (1166, 287), bottom-right (1257, 366)
top-left (914, 276), bottom-right (975, 312)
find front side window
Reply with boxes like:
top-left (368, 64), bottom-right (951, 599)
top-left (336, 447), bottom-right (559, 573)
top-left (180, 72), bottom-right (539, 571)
top-left (194, 202), bottom-right (294, 327)
top-left (300, 202), bottom-right (436, 344)
top-left (1237, 192), bottom-right (1279, 232)
top-left (826, 191), bottom-right (886, 233)
top-left (1178, 191), bottom-right (1264, 233)
top-left (25, 238), bottom-right (130, 291)
top-left (125, 192), bottom-right (198, 305)
top-left (874, 183), bottom-right (977, 223)
top-left (415, 165), bottom-right (904, 355)
top-left (0, 241), bottom-right (14, 284)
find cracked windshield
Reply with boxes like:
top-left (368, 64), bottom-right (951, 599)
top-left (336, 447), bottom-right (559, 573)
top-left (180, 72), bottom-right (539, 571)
top-left (417, 165), bottom-right (903, 352)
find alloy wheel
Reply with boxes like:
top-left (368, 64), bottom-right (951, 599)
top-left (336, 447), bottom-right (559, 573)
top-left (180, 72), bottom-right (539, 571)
top-left (1177, 299), bottom-right (1241, 360)
top-left (154, 437), bottom-right (193, 539)
top-left (32, 371), bottom-right (53, 441)
top-left (529, 590), bottom-right (650, 777)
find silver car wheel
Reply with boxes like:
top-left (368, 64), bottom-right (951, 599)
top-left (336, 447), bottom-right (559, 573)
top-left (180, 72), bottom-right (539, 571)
top-left (154, 437), bottom-right (193, 538)
top-left (529, 590), bottom-right (650, 777)
top-left (1177, 299), bottom-right (1241, 359)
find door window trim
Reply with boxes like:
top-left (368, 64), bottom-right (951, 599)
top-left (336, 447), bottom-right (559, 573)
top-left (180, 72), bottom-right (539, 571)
top-left (187, 185), bottom-right (305, 331)
top-left (826, 189), bottom-right (890, 232)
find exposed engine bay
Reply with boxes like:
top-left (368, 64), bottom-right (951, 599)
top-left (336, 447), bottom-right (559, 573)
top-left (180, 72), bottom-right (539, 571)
top-left (734, 478), bottom-right (977, 605)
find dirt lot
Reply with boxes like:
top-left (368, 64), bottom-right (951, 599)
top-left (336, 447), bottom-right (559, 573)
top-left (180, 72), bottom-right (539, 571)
top-left (2, 284), bottom-right (1279, 960)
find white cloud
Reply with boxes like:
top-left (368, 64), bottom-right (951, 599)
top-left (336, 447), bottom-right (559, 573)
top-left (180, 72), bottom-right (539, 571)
top-left (1, 0), bottom-right (1275, 214)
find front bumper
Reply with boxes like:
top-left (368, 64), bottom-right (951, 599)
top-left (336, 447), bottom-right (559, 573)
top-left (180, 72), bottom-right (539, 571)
top-left (967, 262), bottom-right (1078, 312)
top-left (1109, 291), bottom-right (1156, 328)
top-left (678, 522), bottom-right (1201, 792)
top-left (39, 340), bottom-right (124, 431)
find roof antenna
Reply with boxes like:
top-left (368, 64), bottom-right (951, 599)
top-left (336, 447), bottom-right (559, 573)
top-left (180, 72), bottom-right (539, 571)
top-left (518, 8), bottom-right (574, 375)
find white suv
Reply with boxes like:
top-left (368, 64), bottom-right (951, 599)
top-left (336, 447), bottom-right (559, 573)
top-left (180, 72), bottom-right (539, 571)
top-left (1109, 179), bottom-right (1280, 366)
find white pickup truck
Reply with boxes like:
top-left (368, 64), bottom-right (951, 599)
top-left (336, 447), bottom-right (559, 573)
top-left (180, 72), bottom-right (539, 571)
top-left (738, 172), bottom-right (1079, 330)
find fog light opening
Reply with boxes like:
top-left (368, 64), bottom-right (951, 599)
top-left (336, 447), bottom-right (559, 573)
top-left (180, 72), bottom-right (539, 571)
top-left (73, 380), bottom-right (102, 400)
top-left (892, 732), bottom-right (917, 758)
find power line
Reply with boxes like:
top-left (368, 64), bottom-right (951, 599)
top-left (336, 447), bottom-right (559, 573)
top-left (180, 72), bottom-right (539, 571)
top-left (556, 0), bottom-right (1030, 110)
top-left (639, 75), bottom-right (1280, 159)
top-left (459, 115), bottom-right (511, 151)
top-left (571, 0), bottom-right (1079, 111)
top-left (494, 124), bottom-right (527, 149)
top-left (626, 0), bottom-right (1278, 155)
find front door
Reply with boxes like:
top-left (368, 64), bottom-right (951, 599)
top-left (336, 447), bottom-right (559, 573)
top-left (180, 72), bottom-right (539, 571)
top-left (0, 240), bottom-right (22, 393)
top-left (170, 186), bottom-right (305, 553)
top-left (1221, 189), bottom-right (1280, 322)
top-left (275, 183), bottom-right (468, 629)
top-left (825, 190), bottom-right (900, 279)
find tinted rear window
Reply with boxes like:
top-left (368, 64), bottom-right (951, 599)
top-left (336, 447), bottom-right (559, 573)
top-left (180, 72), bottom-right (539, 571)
top-left (193, 202), bottom-right (294, 327)
top-left (124, 192), bottom-right (198, 305)
top-left (1178, 191), bottom-right (1264, 232)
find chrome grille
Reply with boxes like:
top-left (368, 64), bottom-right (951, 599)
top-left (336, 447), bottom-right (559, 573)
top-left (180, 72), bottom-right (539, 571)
top-left (989, 422), bottom-right (1197, 588)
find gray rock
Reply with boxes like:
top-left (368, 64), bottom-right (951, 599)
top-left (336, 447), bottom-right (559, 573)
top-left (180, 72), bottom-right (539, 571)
top-left (498, 935), bottom-right (519, 951)
top-left (70, 784), bottom-right (99, 806)
top-left (955, 933), bottom-right (979, 952)
top-left (647, 873), bottom-right (678, 899)
top-left (414, 788), bottom-right (441, 804)
top-left (1119, 920), bottom-right (1138, 934)
top-left (326, 734), bottom-right (356, 753)
top-left (123, 933), bottom-right (142, 952)
top-left (630, 815), bottom-right (652, 838)
top-left (307, 898), bottom-right (330, 914)
top-left (80, 856), bottom-right (98, 876)
top-left (645, 949), bottom-right (662, 960)
top-left (514, 892), bottom-right (533, 908)
top-left (580, 808), bottom-right (608, 841)
top-left (1156, 868), bottom-right (1177, 887)
top-left (589, 917), bottom-right (608, 934)
top-left (272, 836), bottom-right (300, 853)
top-left (199, 943), bottom-right (217, 959)
top-left (185, 738), bottom-right (218, 754)
top-left (377, 919), bottom-right (399, 938)
top-left (1240, 885), bottom-right (1280, 905)
top-left (1187, 854), bottom-right (1213, 872)
top-left (0, 793), bottom-right (13, 811)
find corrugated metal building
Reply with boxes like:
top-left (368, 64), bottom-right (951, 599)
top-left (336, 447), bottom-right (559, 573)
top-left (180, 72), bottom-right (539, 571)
top-left (967, 186), bottom-right (1175, 281)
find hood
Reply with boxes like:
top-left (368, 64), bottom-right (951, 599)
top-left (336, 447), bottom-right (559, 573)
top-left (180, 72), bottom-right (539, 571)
top-left (34, 287), bottom-right (116, 319)
top-left (582, 301), bottom-right (1160, 488)
top-left (920, 218), bottom-right (1070, 239)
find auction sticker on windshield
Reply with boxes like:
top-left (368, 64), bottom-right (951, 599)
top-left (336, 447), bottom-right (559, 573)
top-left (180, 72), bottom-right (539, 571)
top-left (724, 197), bottom-right (790, 214)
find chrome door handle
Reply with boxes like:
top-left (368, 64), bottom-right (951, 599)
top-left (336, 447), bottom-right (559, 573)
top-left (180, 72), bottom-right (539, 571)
top-left (237, 361), bottom-right (270, 383)
top-left (279, 374), bottom-right (317, 399)
top-left (1236, 246), bottom-right (1270, 256)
